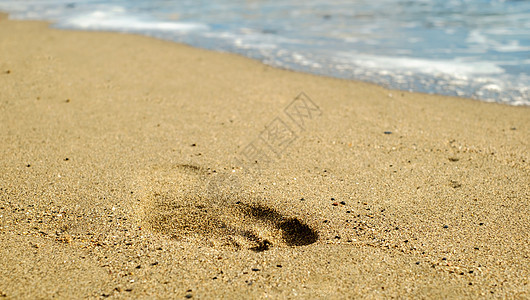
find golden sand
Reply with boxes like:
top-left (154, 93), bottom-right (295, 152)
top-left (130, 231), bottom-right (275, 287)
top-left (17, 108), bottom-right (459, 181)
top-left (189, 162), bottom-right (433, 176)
top-left (0, 13), bottom-right (528, 298)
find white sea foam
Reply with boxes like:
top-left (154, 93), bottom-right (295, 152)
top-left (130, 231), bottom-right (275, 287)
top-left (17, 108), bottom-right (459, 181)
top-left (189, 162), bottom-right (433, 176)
top-left (336, 53), bottom-right (505, 76)
top-left (60, 10), bottom-right (208, 32)
top-left (467, 30), bottom-right (530, 53)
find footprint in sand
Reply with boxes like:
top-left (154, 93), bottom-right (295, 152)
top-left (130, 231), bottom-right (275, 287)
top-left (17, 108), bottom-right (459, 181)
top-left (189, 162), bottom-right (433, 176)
top-left (136, 164), bottom-right (318, 251)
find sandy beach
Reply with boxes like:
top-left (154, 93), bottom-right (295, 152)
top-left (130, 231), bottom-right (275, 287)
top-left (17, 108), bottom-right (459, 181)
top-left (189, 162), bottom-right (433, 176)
top-left (0, 13), bottom-right (528, 298)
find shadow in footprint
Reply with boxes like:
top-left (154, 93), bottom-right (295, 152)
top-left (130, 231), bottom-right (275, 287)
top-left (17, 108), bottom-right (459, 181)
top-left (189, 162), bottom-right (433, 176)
top-left (138, 163), bottom-right (318, 252)
top-left (242, 204), bottom-right (318, 247)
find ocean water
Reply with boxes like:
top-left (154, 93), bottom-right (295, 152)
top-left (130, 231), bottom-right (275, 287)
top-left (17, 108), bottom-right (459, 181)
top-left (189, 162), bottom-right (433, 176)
top-left (1, 0), bottom-right (529, 105)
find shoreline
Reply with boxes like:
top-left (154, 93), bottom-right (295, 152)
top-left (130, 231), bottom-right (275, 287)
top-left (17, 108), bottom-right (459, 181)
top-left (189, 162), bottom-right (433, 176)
top-left (0, 13), bottom-right (528, 298)
top-left (1, 12), bottom-right (528, 107)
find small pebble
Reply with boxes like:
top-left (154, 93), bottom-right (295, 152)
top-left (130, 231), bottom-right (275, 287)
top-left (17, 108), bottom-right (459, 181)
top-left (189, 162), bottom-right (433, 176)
top-left (332, 202), bottom-right (338, 206)
top-left (443, 225), bottom-right (449, 229)
top-left (276, 264), bottom-right (282, 268)
top-left (340, 201), bottom-right (346, 205)
top-left (251, 268), bottom-right (260, 272)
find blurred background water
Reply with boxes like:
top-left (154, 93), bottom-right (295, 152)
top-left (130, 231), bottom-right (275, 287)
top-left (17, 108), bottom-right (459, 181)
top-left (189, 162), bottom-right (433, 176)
top-left (1, 0), bottom-right (529, 105)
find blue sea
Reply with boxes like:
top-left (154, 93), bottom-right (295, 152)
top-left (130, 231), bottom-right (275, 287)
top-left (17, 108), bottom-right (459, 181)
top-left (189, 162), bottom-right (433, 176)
top-left (1, 0), bottom-right (529, 105)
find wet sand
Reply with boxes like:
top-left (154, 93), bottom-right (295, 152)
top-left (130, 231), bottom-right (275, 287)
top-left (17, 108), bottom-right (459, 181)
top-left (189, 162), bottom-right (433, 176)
top-left (0, 13), bottom-right (528, 298)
